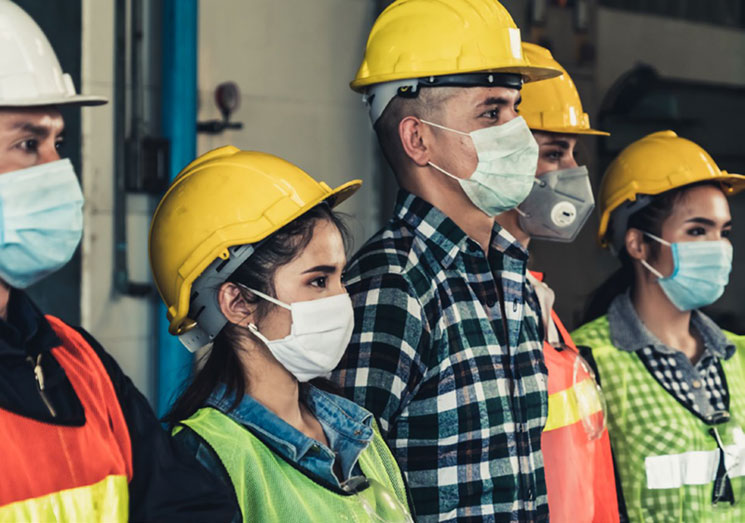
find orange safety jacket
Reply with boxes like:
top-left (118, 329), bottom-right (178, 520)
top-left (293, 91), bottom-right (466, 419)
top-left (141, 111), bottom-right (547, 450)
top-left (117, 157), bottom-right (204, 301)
top-left (0, 315), bottom-right (133, 521)
top-left (531, 273), bottom-right (618, 523)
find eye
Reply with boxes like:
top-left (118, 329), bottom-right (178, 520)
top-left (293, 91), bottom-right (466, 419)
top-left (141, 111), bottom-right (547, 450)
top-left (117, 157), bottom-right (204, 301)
top-left (481, 108), bottom-right (500, 120)
top-left (686, 226), bottom-right (707, 237)
top-left (722, 229), bottom-right (732, 239)
top-left (17, 139), bottom-right (39, 153)
top-left (310, 276), bottom-right (327, 288)
top-left (542, 150), bottom-right (562, 162)
top-left (55, 138), bottom-right (65, 151)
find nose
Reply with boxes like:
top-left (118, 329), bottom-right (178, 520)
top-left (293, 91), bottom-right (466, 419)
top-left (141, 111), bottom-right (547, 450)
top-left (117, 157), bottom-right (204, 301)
top-left (563, 156), bottom-right (579, 169)
top-left (502, 106), bottom-right (520, 123)
top-left (37, 142), bottom-right (61, 165)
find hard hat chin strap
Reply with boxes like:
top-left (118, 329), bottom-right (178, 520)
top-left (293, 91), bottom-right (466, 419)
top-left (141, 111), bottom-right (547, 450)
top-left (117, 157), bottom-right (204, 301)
top-left (365, 73), bottom-right (524, 125)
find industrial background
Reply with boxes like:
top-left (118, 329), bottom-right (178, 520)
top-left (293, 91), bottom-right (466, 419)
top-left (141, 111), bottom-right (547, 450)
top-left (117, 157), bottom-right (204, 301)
top-left (17, 0), bottom-right (745, 412)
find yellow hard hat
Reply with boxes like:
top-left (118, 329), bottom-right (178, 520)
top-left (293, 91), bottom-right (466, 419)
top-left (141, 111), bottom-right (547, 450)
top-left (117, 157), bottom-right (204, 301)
top-left (351, 0), bottom-right (561, 92)
top-left (149, 146), bottom-right (361, 345)
top-left (598, 130), bottom-right (745, 250)
top-left (519, 43), bottom-right (607, 136)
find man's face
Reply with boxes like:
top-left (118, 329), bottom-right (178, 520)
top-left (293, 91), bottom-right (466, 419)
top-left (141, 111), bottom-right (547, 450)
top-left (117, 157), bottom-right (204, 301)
top-left (0, 107), bottom-right (64, 174)
top-left (426, 86), bottom-right (521, 179)
top-left (533, 131), bottom-right (578, 176)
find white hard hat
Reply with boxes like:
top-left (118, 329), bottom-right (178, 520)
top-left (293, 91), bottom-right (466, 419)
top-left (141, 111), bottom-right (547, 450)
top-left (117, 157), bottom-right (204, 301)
top-left (0, 0), bottom-right (106, 107)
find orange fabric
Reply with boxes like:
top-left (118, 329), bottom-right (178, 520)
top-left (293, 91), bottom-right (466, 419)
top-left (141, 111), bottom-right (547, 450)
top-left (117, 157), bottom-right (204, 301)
top-left (542, 309), bottom-right (619, 522)
top-left (0, 316), bottom-right (132, 507)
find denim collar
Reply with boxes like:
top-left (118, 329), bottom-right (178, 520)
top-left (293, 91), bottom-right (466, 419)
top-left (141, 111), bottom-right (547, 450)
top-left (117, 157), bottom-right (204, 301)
top-left (393, 189), bottom-right (528, 269)
top-left (206, 383), bottom-right (373, 482)
top-left (608, 291), bottom-right (735, 359)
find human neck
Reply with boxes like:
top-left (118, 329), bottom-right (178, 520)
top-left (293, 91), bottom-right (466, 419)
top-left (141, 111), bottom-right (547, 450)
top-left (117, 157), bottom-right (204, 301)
top-left (495, 209), bottom-right (531, 249)
top-left (0, 282), bottom-right (9, 321)
top-left (630, 274), bottom-right (701, 362)
top-left (403, 171), bottom-right (494, 254)
top-left (237, 342), bottom-right (323, 439)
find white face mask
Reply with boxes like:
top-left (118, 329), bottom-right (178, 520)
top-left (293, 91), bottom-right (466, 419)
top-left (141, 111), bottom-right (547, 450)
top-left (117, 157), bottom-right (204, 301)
top-left (243, 287), bottom-right (354, 382)
top-left (421, 116), bottom-right (539, 216)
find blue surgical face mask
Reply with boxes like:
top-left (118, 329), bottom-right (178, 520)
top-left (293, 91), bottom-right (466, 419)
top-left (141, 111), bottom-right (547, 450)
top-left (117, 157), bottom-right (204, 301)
top-left (640, 231), bottom-right (733, 311)
top-left (421, 116), bottom-right (539, 217)
top-left (0, 159), bottom-right (84, 288)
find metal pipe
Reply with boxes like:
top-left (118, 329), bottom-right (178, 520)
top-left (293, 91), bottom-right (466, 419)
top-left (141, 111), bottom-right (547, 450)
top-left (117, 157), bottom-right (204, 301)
top-left (158, 0), bottom-right (198, 416)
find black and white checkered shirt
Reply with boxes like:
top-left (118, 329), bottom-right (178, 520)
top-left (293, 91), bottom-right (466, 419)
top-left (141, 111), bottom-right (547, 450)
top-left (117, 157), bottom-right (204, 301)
top-left (607, 292), bottom-right (735, 419)
top-left (332, 191), bottom-right (548, 522)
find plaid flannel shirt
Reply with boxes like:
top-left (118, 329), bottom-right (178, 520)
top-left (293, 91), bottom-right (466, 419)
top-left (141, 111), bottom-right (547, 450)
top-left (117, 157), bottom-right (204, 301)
top-left (332, 191), bottom-right (548, 522)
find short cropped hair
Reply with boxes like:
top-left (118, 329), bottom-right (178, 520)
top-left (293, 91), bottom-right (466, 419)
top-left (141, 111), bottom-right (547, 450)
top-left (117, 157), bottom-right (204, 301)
top-left (373, 87), bottom-right (458, 175)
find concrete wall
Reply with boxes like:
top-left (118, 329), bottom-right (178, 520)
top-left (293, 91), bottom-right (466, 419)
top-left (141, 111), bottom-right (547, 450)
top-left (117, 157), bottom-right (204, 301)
top-left (196, 0), bottom-right (383, 249)
top-left (80, 0), bottom-right (157, 399)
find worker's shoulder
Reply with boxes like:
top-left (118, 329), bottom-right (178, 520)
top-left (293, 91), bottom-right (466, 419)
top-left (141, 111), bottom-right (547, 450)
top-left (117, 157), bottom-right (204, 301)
top-left (571, 315), bottom-right (612, 349)
top-left (345, 220), bottom-right (437, 293)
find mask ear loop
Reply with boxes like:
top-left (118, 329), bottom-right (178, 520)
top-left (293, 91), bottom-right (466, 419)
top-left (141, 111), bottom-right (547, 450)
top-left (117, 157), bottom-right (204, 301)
top-left (420, 120), bottom-right (472, 181)
top-left (639, 231), bottom-right (671, 279)
top-left (233, 283), bottom-right (292, 341)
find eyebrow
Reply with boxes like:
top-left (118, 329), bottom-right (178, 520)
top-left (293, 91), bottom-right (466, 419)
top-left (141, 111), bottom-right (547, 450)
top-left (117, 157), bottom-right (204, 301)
top-left (684, 217), bottom-right (733, 227)
top-left (301, 264), bottom-right (339, 275)
top-left (10, 121), bottom-right (54, 138)
top-left (542, 139), bottom-right (571, 149)
top-left (477, 96), bottom-right (519, 108)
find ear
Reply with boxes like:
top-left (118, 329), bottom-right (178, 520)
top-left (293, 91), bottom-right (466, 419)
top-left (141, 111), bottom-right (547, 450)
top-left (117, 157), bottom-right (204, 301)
top-left (398, 116), bottom-right (431, 167)
top-left (625, 228), bottom-right (648, 261)
top-left (217, 282), bottom-right (255, 327)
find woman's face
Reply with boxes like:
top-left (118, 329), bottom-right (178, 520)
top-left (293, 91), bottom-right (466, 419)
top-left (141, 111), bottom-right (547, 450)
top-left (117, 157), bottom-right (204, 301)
top-left (257, 218), bottom-right (347, 340)
top-left (646, 184), bottom-right (732, 277)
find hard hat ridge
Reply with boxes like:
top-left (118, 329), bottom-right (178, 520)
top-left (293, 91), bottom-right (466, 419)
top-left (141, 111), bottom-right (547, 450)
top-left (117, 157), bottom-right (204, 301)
top-left (0, 0), bottom-right (107, 107)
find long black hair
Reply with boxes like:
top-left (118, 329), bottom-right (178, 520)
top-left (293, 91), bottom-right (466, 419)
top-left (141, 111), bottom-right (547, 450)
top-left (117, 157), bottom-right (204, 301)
top-left (582, 181), bottom-right (722, 323)
top-left (163, 204), bottom-right (348, 427)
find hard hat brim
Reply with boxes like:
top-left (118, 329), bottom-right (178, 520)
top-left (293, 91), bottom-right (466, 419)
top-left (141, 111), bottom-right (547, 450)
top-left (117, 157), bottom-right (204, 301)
top-left (351, 64), bottom-right (562, 92)
top-left (530, 126), bottom-right (610, 136)
top-left (0, 94), bottom-right (108, 107)
top-left (326, 179), bottom-right (362, 209)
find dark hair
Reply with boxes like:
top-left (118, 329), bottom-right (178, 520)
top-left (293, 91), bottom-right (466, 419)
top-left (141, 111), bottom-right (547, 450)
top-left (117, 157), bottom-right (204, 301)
top-left (163, 204), bottom-right (348, 427)
top-left (582, 181), bottom-right (722, 323)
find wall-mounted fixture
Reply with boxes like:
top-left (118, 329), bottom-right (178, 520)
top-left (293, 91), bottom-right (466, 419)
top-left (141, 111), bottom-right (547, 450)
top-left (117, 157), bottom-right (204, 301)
top-left (197, 81), bottom-right (243, 134)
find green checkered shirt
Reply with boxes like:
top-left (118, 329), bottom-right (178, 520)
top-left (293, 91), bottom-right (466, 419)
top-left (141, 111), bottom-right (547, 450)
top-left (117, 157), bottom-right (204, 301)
top-left (332, 191), bottom-right (548, 522)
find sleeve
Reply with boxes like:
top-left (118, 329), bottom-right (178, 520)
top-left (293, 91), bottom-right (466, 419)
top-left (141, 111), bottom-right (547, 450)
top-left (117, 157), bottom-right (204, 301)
top-left (74, 327), bottom-right (239, 523)
top-left (331, 272), bottom-right (430, 436)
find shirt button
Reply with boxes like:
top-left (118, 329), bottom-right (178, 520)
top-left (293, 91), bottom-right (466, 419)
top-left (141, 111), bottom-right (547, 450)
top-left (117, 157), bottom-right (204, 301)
top-left (486, 298), bottom-right (496, 307)
top-left (692, 380), bottom-right (702, 389)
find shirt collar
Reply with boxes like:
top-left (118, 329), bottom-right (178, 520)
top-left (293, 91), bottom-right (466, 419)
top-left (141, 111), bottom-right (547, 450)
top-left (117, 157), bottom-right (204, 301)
top-left (608, 291), bottom-right (735, 359)
top-left (394, 190), bottom-right (528, 268)
top-left (206, 383), bottom-right (373, 466)
top-left (0, 289), bottom-right (60, 357)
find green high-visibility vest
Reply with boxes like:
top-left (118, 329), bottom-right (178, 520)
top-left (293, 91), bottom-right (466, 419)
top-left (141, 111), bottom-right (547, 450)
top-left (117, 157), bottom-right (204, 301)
top-left (572, 316), bottom-right (745, 522)
top-left (177, 406), bottom-right (412, 522)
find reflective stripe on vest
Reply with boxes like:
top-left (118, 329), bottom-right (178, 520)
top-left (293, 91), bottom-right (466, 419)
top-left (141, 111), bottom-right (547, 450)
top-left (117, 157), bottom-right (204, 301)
top-left (646, 427), bottom-right (745, 489)
top-left (545, 377), bottom-right (602, 432)
top-left (0, 316), bottom-right (132, 521)
top-left (177, 406), bottom-right (411, 522)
